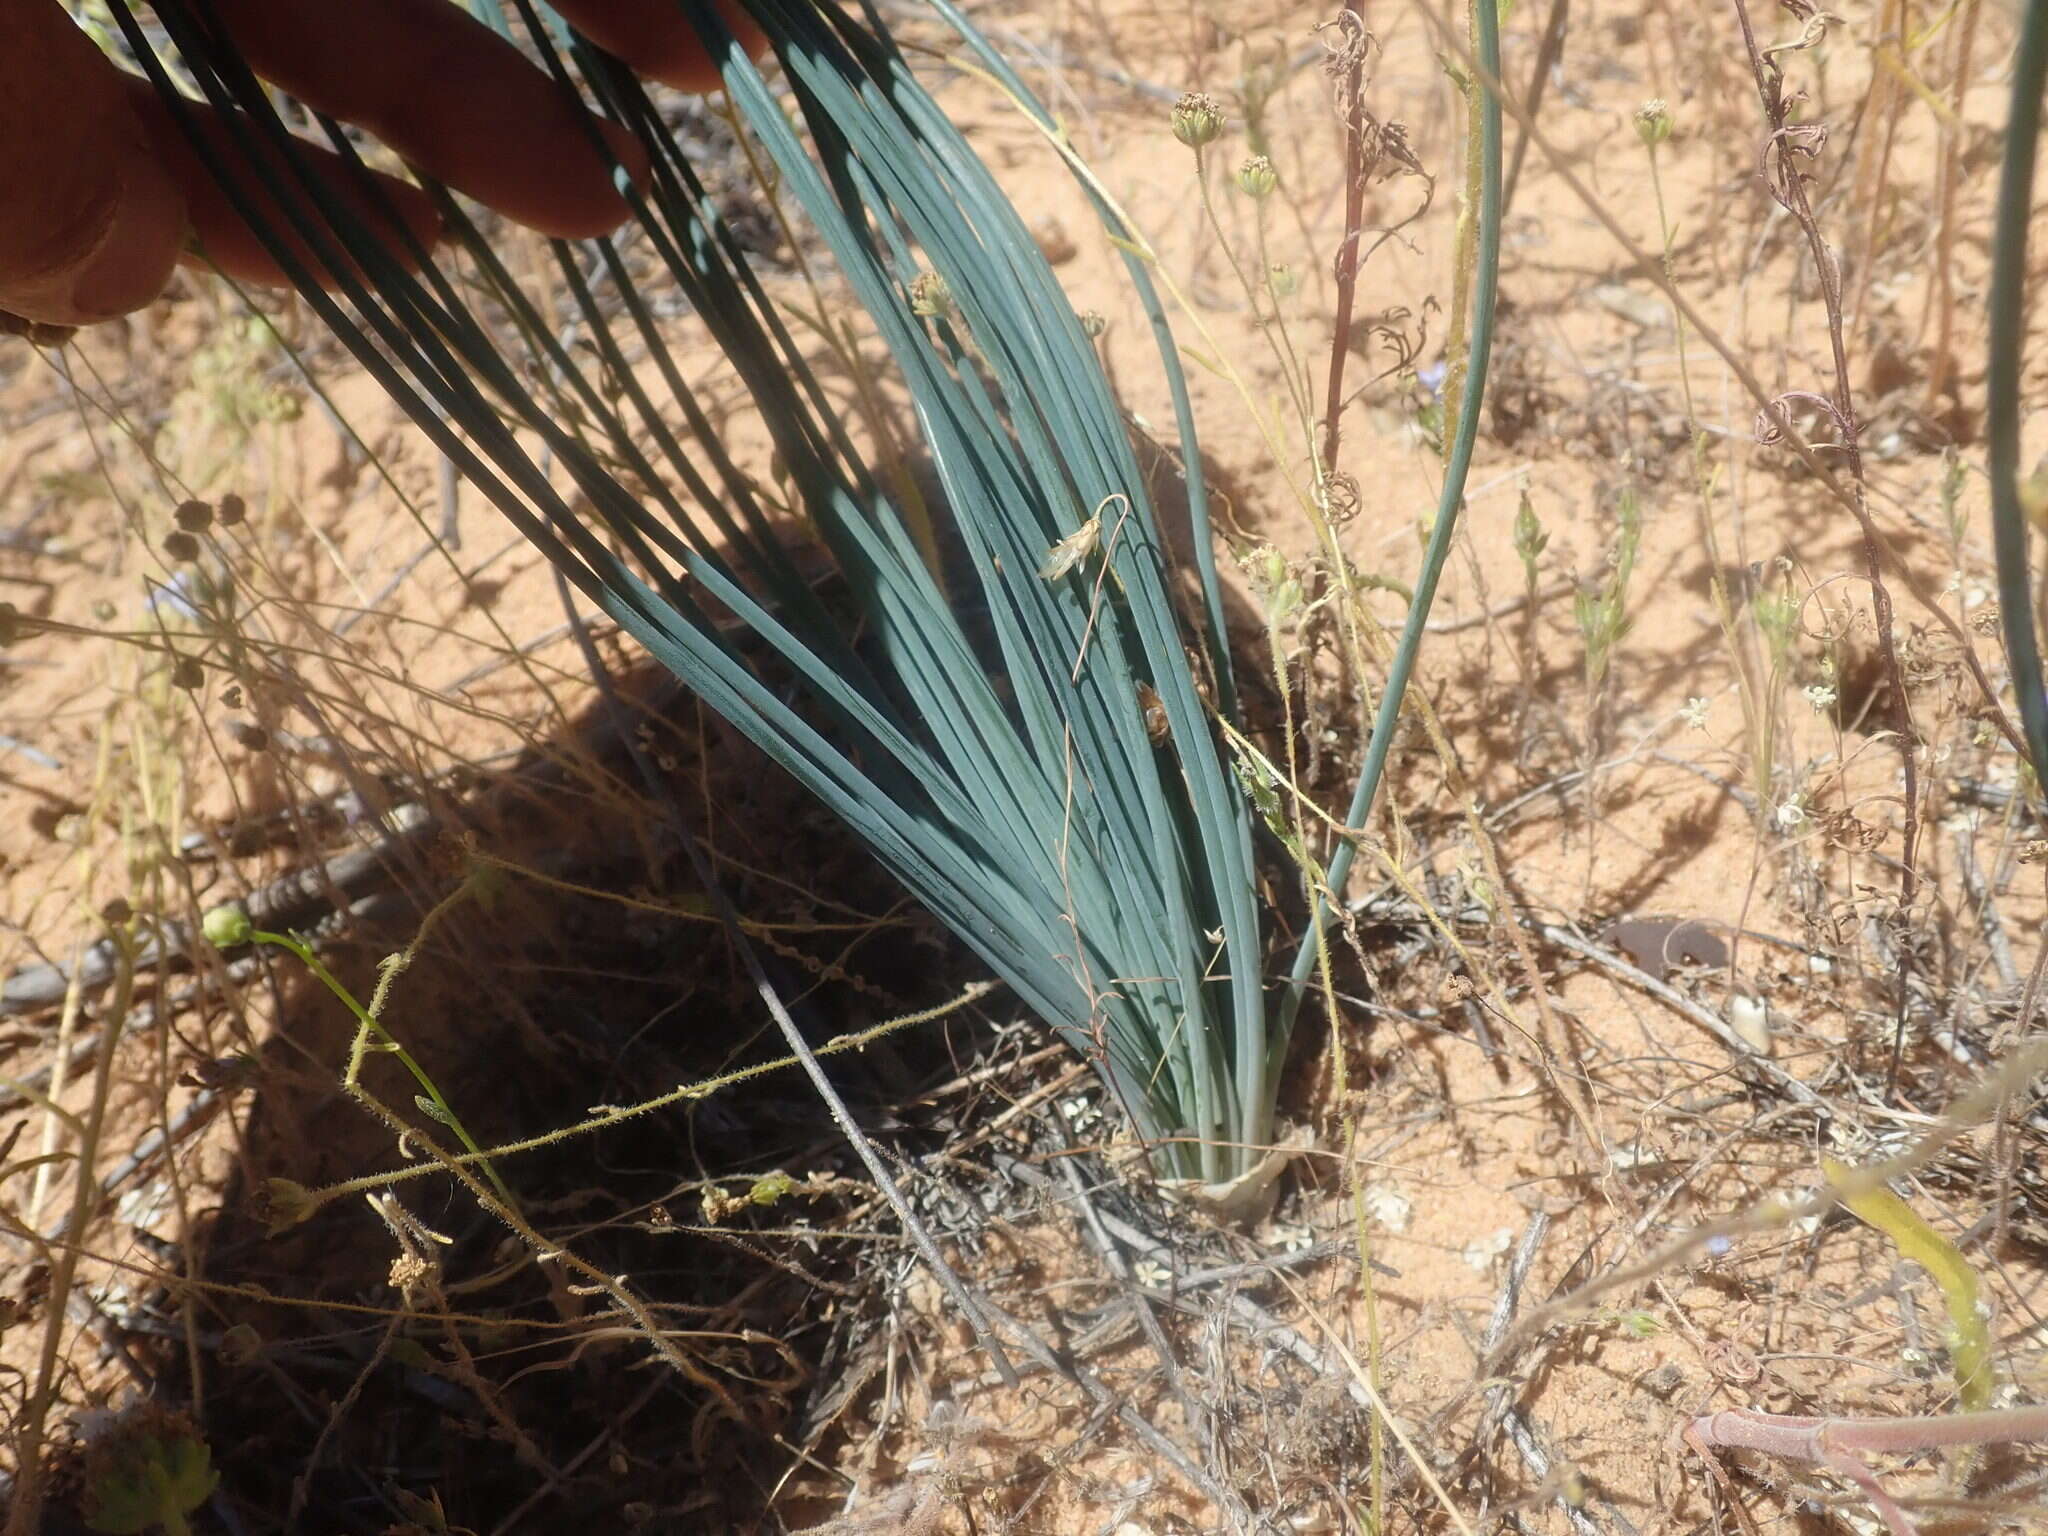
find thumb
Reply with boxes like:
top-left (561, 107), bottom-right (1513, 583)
top-left (0, 0), bottom-right (188, 325)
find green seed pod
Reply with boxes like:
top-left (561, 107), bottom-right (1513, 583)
top-left (202, 902), bottom-right (255, 949)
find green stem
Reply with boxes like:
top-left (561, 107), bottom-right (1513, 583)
top-left (1990, 0), bottom-right (2048, 783)
top-left (250, 928), bottom-right (514, 1206)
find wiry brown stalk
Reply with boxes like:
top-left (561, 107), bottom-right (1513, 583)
top-left (1728, 0), bottom-right (1921, 1098)
top-left (1319, 0), bottom-right (1373, 476)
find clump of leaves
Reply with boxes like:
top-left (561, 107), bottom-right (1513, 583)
top-left (80, 1405), bottom-right (218, 1536)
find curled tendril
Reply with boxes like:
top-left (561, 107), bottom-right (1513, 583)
top-left (1757, 119), bottom-right (1829, 205)
top-left (1315, 7), bottom-right (1375, 78)
top-left (1321, 471), bottom-right (1363, 526)
top-left (1755, 389), bottom-right (1854, 449)
top-left (1761, 8), bottom-right (1838, 68)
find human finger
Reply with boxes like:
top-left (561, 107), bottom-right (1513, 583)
top-left (0, 0), bottom-right (187, 325)
top-left (201, 0), bottom-right (651, 239)
top-left (544, 0), bottom-right (770, 92)
top-left (123, 76), bottom-right (442, 292)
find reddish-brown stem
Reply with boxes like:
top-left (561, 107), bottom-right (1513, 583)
top-left (1727, 0), bottom-right (1921, 1099)
top-left (1685, 1404), bottom-right (2048, 1536)
top-left (1319, 0), bottom-right (1371, 476)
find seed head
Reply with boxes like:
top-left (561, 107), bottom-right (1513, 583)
top-left (1236, 154), bottom-right (1277, 199)
top-left (163, 530), bottom-right (201, 562)
top-left (1171, 92), bottom-right (1225, 149)
top-left (1634, 99), bottom-right (1674, 148)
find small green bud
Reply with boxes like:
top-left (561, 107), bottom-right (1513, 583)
top-left (908, 270), bottom-right (953, 318)
top-left (1266, 263), bottom-right (1298, 300)
top-left (1269, 577), bottom-right (1303, 625)
top-left (1236, 154), bottom-right (1277, 199)
top-left (253, 1176), bottom-right (320, 1235)
top-left (201, 903), bottom-right (254, 949)
top-left (1634, 99), bottom-right (1673, 148)
top-left (1171, 91), bottom-right (1225, 149)
top-left (1513, 486), bottom-right (1549, 563)
top-left (749, 1171), bottom-right (797, 1206)
top-left (1077, 310), bottom-right (1107, 339)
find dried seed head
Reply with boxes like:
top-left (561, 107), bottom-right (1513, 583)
top-left (1634, 99), bottom-right (1674, 147)
top-left (216, 492), bottom-right (247, 526)
top-left (171, 657), bottom-right (205, 690)
top-left (0, 310), bottom-right (77, 347)
top-left (1136, 682), bottom-right (1170, 744)
top-left (1171, 91), bottom-right (1225, 149)
top-left (163, 530), bottom-right (201, 562)
top-left (174, 499), bottom-right (213, 532)
top-left (1236, 154), bottom-right (1278, 199)
top-left (1038, 514), bottom-right (1102, 580)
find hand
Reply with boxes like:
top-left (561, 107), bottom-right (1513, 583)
top-left (0, 0), bottom-right (761, 328)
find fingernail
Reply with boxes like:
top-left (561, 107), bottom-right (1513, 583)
top-left (68, 158), bottom-right (188, 320)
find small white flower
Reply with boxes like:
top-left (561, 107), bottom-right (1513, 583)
top-left (1133, 1258), bottom-right (1172, 1289)
top-left (1804, 683), bottom-right (1837, 714)
top-left (1362, 1184), bottom-right (1412, 1233)
top-left (1680, 696), bottom-right (1710, 730)
top-left (1462, 1228), bottom-right (1515, 1272)
top-left (1775, 799), bottom-right (1806, 831)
